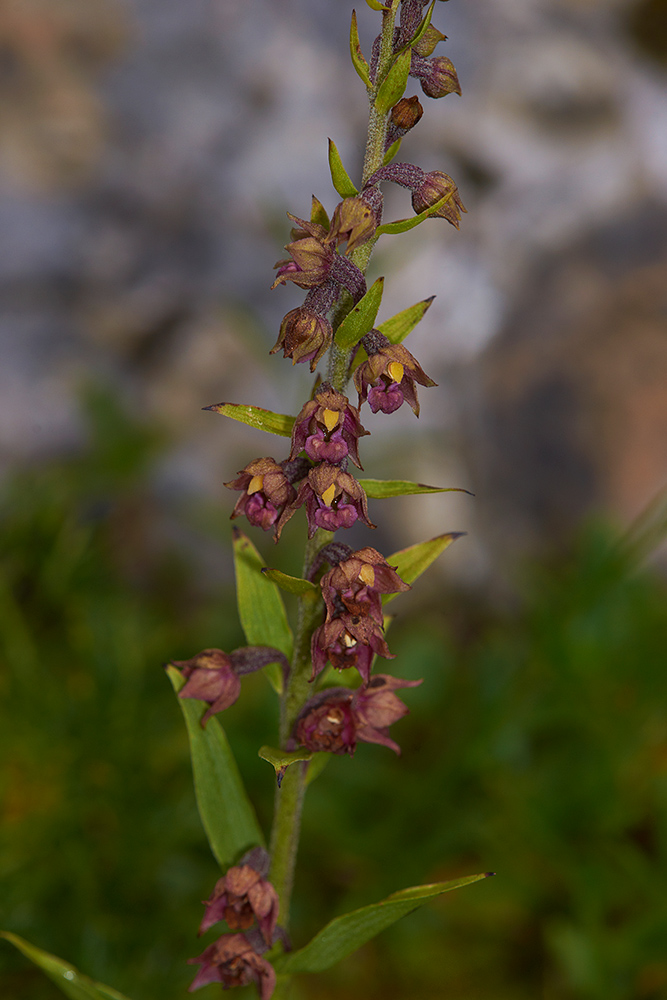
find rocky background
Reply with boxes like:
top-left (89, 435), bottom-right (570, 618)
top-left (2, 0), bottom-right (667, 582)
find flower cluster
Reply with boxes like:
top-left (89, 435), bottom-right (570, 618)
top-left (188, 850), bottom-right (279, 997)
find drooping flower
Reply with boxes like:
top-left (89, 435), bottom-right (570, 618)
top-left (310, 614), bottom-right (391, 683)
top-left (326, 194), bottom-right (379, 254)
top-left (224, 457), bottom-right (308, 536)
top-left (294, 674), bottom-right (422, 756)
top-left (410, 169), bottom-right (466, 228)
top-left (289, 384), bottom-right (368, 468)
top-left (271, 307), bottom-right (333, 371)
top-left (319, 545), bottom-right (410, 626)
top-left (275, 463), bottom-right (375, 540)
top-left (187, 933), bottom-right (275, 997)
top-left (271, 214), bottom-right (367, 302)
top-left (199, 850), bottom-right (279, 946)
top-left (173, 647), bottom-right (289, 727)
top-left (410, 52), bottom-right (461, 99)
top-left (354, 329), bottom-right (436, 416)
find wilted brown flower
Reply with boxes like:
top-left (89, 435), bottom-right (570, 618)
top-left (187, 933), bottom-right (275, 997)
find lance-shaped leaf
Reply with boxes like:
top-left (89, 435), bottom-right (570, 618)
top-left (233, 528), bottom-right (293, 693)
top-left (310, 195), bottom-right (330, 230)
top-left (1, 931), bottom-right (133, 1000)
top-left (383, 532), bottom-right (464, 603)
top-left (205, 403), bottom-right (295, 439)
top-left (365, 0), bottom-right (388, 9)
top-left (349, 10), bottom-right (371, 88)
top-left (375, 190), bottom-right (456, 236)
top-left (383, 138), bottom-right (402, 166)
top-left (261, 567), bottom-right (318, 597)
top-left (334, 277), bottom-right (384, 351)
top-left (258, 745), bottom-right (314, 787)
top-left (328, 139), bottom-right (359, 199)
top-left (277, 874), bottom-right (493, 974)
top-left (358, 480), bottom-right (473, 499)
top-left (377, 296), bottom-right (435, 345)
top-left (167, 666), bottom-right (265, 866)
top-left (375, 48), bottom-right (411, 117)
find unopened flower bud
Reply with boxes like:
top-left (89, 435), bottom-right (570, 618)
top-left (271, 307), bottom-right (333, 371)
top-left (411, 53), bottom-right (461, 99)
top-left (411, 170), bottom-right (466, 228)
top-left (327, 196), bottom-right (379, 254)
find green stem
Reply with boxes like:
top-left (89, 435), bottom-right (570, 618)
top-left (268, 0), bottom-right (401, 958)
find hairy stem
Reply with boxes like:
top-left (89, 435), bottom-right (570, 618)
top-left (268, 0), bottom-right (401, 948)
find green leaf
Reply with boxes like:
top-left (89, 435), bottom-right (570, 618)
top-left (233, 528), bottom-right (293, 693)
top-left (358, 480), bottom-right (473, 499)
top-left (383, 137), bottom-right (402, 166)
top-left (377, 296), bottom-right (435, 344)
top-left (261, 567), bottom-right (318, 597)
top-left (374, 48), bottom-right (411, 117)
top-left (167, 666), bottom-right (265, 866)
top-left (277, 874), bottom-right (493, 974)
top-left (365, 0), bottom-right (388, 9)
top-left (334, 277), bottom-right (384, 351)
top-left (204, 402), bottom-right (295, 438)
top-left (0, 931), bottom-right (133, 1000)
top-left (383, 532), bottom-right (464, 603)
top-left (327, 139), bottom-right (359, 199)
top-left (375, 190), bottom-right (457, 236)
top-left (310, 195), bottom-right (330, 231)
top-left (349, 10), bottom-right (371, 88)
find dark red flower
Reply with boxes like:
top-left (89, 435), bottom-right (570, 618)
top-left (275, 463), bottom-right (375, 540)
top-left (310, 614), bottom-right (391, 683)
top-left (354, 330), bottom-right (436, 416)
top-left (199, 860), bottom-right (278, 946)
top-left (224, 457), bottom-right (299, 535)
top-left (294, 674), bottom-right (422, 756)
top-left (187, 933), bottom-right (275, 997)
top-left (174, 649), bottom-right (241, 727)
top-left (320, 545), bottom-right (410, 626)
top-left (290, 384), bottom-right (368, 469)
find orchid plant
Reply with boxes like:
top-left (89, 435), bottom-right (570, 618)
top-left (1, 2), bottom-right (493, 997)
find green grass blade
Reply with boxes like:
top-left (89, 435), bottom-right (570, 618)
top-left (383, 532), bottom-right (464, 603)
top-left (204, 403), bottom-right (295, 438)
top-left (0, 932), bottom-right (133, 1000)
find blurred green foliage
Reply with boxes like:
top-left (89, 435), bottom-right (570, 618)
top-left (2, 388), bottom-right (667, 1000)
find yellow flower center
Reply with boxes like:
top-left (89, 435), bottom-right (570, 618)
top-left (320, 483), bottom-right (337, 507)
top-left (387, 361), bottom-right (404, 384)
top-left (322, 408), bottom-right (340, 432)
top-left (247, 475), bottom-right (264, 495)
top-left (342, 632), bottom-right (357, 648)
top-left (359, 564), bottom-right (375, 586)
